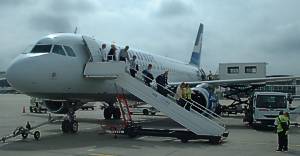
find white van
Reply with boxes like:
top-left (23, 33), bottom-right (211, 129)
top-left (251, 92), bottom-right (290, 126)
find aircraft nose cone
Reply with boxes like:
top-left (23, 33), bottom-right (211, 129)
top-left (6, 55), bottom-right (35, 92)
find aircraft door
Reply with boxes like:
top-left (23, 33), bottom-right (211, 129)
top-left (82, 36), bottom-right (102, 62)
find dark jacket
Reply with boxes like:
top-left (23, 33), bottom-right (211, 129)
top-left (142, 69), bottom-right (153, 85)
top-left (155, 74), bottom-right (168, 86)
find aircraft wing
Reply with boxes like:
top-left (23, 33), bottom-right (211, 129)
top-left (170, 76), bottom-right (297, 87)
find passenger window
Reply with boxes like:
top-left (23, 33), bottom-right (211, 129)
top-left (52, 45), bottom-right (66, 56)
top-left (139, 53), bottom-right (143, 60)
top-left (137, 54), bottom-right (141, 60)
top-left (128, 51), bottom-right (132, 58)
top-left (63, 46), bottom-right (76, 57)
top-left (31, 45), bottom-right (52, 53)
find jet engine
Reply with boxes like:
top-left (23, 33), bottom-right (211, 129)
top-left (44, 100), bottom-right (73, 114)
top-left (191, 83), bottom-right (219, 113)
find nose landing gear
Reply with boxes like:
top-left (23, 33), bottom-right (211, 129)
top-left (61, 109), bottom-right (78, 133)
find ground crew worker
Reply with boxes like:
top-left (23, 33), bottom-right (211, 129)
top-left (207, 70), bottom-right (213, 80)
top-left (275, 111), bottom-right (290, 152)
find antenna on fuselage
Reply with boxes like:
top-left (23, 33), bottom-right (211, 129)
top-left (74, 26), bottom-right (78, 34)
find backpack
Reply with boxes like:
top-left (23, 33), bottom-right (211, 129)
top-left (278, 117), bottom-right (289, 132)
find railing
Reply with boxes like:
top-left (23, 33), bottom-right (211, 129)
top-left (85, 60), bottom-right (226, 128)
top-left (124, 65), bottom-right (226, 128)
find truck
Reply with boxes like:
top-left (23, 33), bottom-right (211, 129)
top-left (244, 92), bottom-right (292, 127)
top-left (80, 102), bottom-right (96, 110)
top-left (130, 105), bottom-right (159, 115)
top-left (29, 97), bottom-right (48, 113)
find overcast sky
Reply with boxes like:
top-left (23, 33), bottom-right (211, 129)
top-left (0, 0), bottom-right (299, 75)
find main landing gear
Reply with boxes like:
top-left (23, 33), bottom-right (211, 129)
top-left (61, 109), bottom-right (78, 133)
top-left (104, 105), bottom-right (121, 120)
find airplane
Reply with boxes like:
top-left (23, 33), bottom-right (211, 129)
top-left (5, 23), bottom-right (296, 134)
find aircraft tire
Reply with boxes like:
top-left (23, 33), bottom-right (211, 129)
top-left (113, 108), bottom-right (121, 119)
top-left (104, 108), bottom-right (112, 120)
top-left (127, 127), bottom-right (138, 138)
top-left (70, 121), bottom-right (78, 133)
top-left (143, 109), bottom-right (149, 115)
top-left (22, 133), bottom-right (28, 139)
top-left (33, 131), bottom-right (40, 140)
top-left (62, 120), bottom-right (71, 133)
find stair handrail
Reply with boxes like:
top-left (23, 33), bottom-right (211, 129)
top-left (124, 65), bottom-right (226, 127)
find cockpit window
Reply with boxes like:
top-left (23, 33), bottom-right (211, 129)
top-left (31, 45), bottom-right (52, 53)
top-left (63, 46), bottom-right (76, 57)
top-left (52, 45), bottom-right (66, 56)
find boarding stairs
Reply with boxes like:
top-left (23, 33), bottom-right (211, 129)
top-left (116, 93), bottom-right (133, 127)
top-left (84, 62), bottom-right (227, 137)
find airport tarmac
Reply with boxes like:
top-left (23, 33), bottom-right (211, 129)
top-left (0, 94), bottom-right (300, 156)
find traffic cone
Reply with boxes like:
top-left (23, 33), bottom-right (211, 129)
top-left (22, 106), bottom-right (26, 113)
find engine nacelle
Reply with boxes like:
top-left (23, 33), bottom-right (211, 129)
top-left (192, 83), bottom-right (219, 113)
top-left (44, 100), bottom-right (70, 114)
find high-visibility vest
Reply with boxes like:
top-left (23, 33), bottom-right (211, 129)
top-left (276, 115), bottom-right (289, 133)
top-left (182, 88), bottom-right (187, 99)
top-left (186, 88), bottom-right (192, 100)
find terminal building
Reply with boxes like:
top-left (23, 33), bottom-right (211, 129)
top-left (218, 62), bottom-right (267, 80)
top-left (218, 62), bottom-right (300, 95)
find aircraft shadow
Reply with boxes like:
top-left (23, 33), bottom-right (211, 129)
top-left (0, 128), bottom-right (216, 151)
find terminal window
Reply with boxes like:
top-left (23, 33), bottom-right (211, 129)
top-left (245, 66), bottom-right (257, 73)
top-left (227, 67), bottom-right (239, 74)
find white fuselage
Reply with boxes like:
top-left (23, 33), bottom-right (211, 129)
top-left (6, 33), bottom-right (201, 103)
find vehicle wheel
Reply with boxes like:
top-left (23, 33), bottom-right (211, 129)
top-left (91, 107), bottom-right (95, 110)
top-left (29, 106), bottom-right (33, 113)
top-left (180, 138), bottom-right (188, 143)
top-left (61, 120), bottom-right (70, 133)
top-left (70, 121), bottom-right (78, 133)
top-left (104, 108), bottom-right (112, 120)
top-left (33, 131), bottom-right (40, 140)
top-left (209, 137), bottom-right (220, 144)
top-left (22, 133), bottom-right (28, 139)
top-left (127, 127), bottom-right (137, 138)
top-left (151, 112), bottom-right (156, 115)
top-left (252, 123), bottom-right (259, 130)
top-left (113, 108), bottom-right (121, 119)
top-left (143, 109), bottom-right (149, 115)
